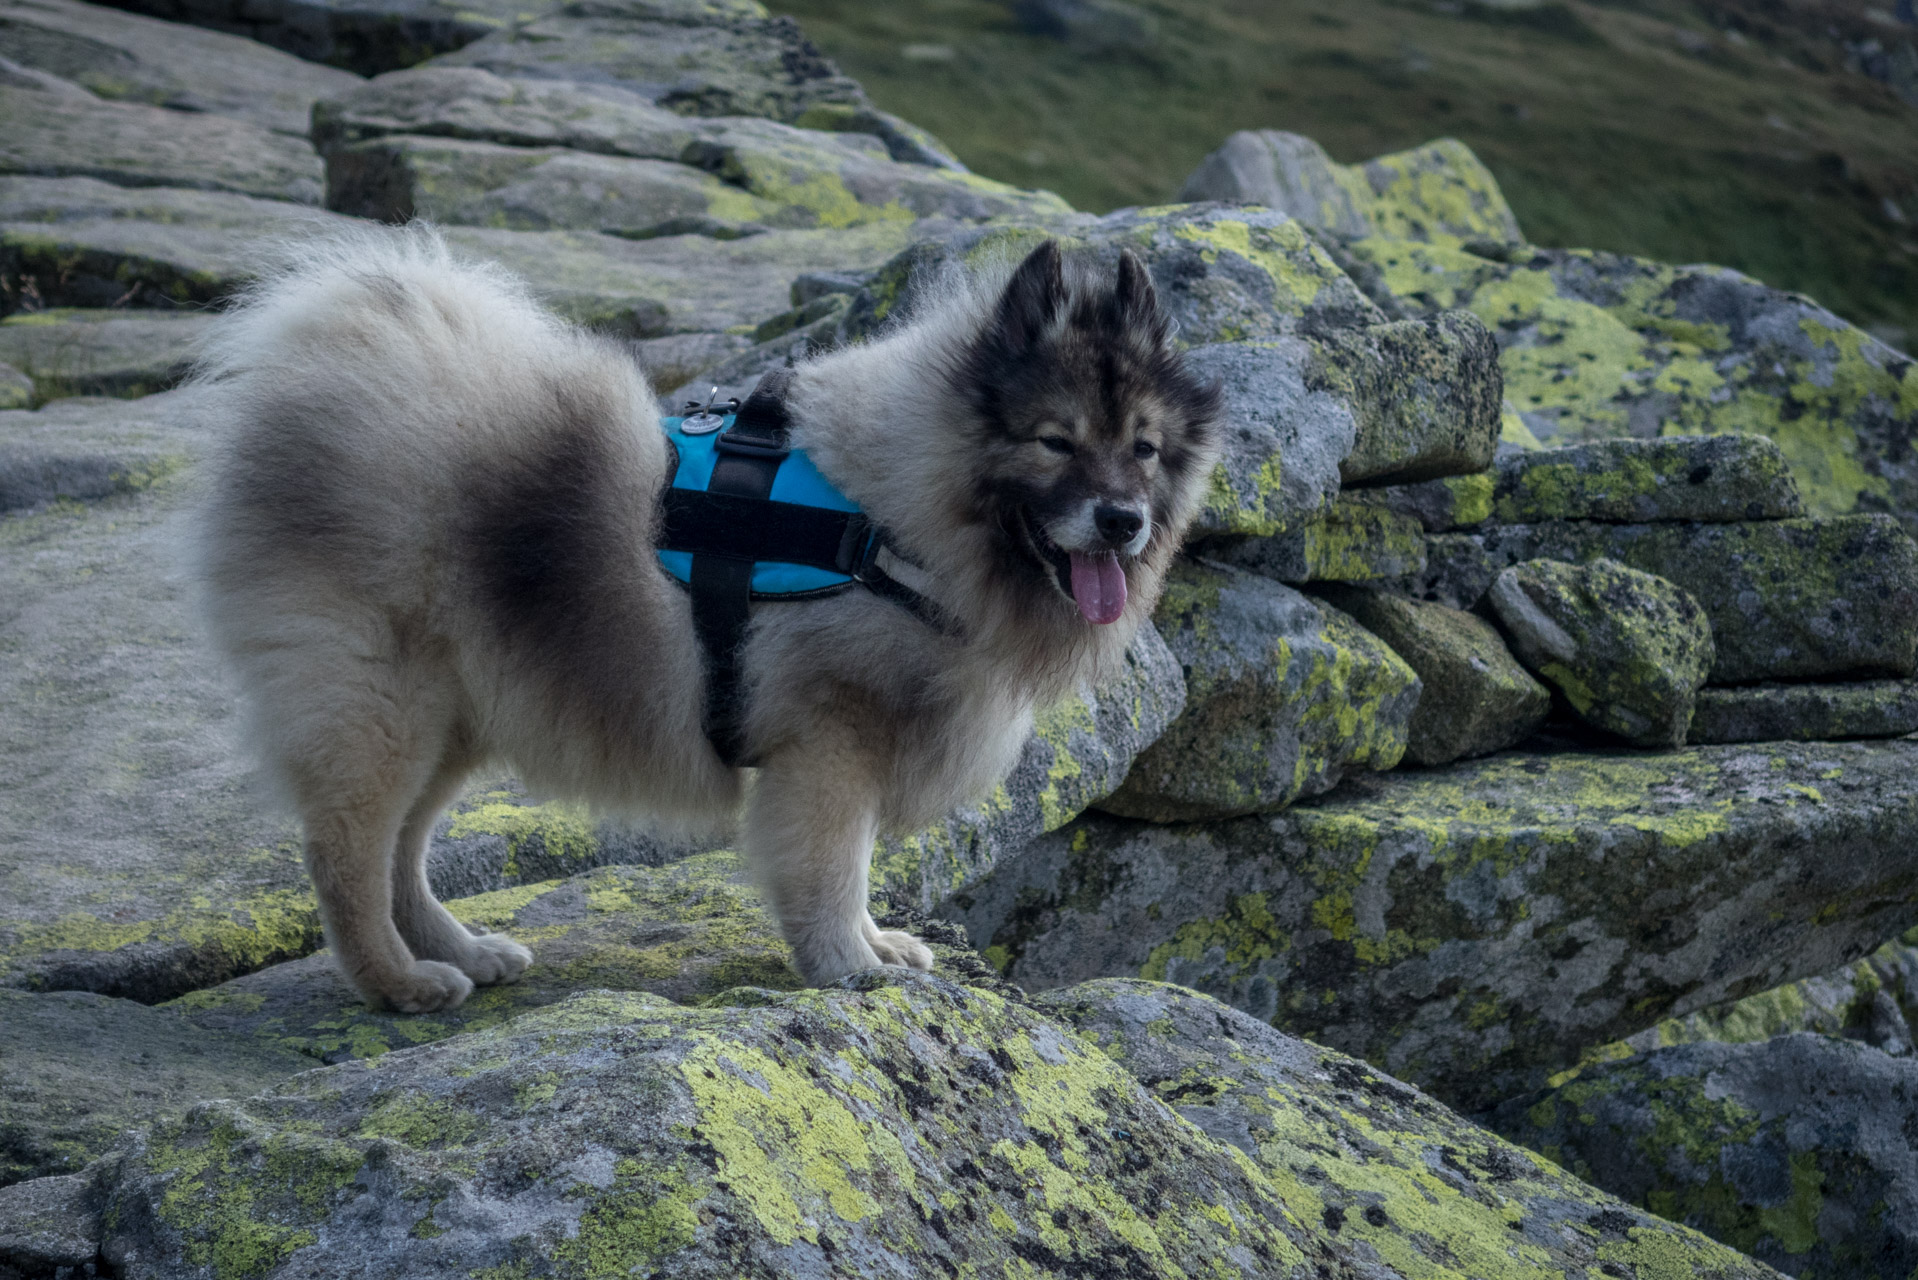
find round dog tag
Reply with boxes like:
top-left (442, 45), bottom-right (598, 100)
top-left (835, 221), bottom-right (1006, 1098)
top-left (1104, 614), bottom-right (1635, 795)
top-left (680, 412), bottom-right (726, 435)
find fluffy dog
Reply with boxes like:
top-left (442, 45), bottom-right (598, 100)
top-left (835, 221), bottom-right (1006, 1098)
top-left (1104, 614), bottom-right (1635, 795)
top-left (195, 227), bottom-right (1222, 1011)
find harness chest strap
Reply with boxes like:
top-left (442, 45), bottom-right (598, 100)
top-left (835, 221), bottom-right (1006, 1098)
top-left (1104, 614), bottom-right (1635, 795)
top-left (656, 369), bottom-right (953, 767)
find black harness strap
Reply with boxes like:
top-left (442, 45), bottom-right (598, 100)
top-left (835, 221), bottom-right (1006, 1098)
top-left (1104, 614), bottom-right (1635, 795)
top-left (689, 369), bottom-right (795, 767)
top-left (665, 369), bottom-right (956, 768)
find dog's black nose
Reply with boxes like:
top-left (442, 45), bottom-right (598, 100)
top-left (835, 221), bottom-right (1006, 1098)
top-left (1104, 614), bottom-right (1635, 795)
top-left (1095, 504), bottom-right (1144, 546)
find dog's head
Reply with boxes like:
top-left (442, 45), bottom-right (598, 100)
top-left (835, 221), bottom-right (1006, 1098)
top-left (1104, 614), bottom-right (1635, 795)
top-left (954, 240), bottom-right (1222, 627)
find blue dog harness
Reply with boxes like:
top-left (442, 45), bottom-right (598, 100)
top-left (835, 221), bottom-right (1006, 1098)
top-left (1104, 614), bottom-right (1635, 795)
top-left (656, 369), bottom-right (949, 767)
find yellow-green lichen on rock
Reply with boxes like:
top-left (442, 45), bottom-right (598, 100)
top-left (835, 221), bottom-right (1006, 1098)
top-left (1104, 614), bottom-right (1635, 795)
top-left (1213, 497), bottom-right (1427, 583)
top-left (1042, 979), bottom-right (1778, 1280)
top-left (1488, 1029), bottom-right (1918, 1280)
top-left (948, 739), bottom-right (1918, 1113)
top-left (92, 971), bottom-right (1350, 1277)
top-left (1100, 559), bottom-right (1418, 822)
top-left (1343, 237), bottom-right (1918, 533)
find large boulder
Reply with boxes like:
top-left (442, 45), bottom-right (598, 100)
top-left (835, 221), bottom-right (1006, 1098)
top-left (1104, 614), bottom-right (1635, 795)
top-left (1491, 1034), bottom-right (1918, 1280)
top-left (946, 739), bottom-right (1918, 1113)
top-left (1313, 584), bottom-right (1549, 765)
top-left (1344, 237), bottom-right (1918, 535)
top-left (1179, 131), bottom-right (1525, 245)
top-left (0, 0), bottom-right (362, 135)
top-left (1098, 560), bottom-right (1418, 822)
top-left (1399, 515), bottom-right (1918, 684)
top-left (1488, 557), bottom-right (1715, 748)
top-left (0, 73), bottom-right (324, 203)
top-left (1317, 311), bottom-right (1505, 485)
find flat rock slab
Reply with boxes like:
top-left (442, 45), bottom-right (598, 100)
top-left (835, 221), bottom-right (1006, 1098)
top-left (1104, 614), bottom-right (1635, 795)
top-left (1346, 238), bottom-right (1918, 534)
top-left (1099, 560), bottom-right (1417, 822)
top-left (0, 392), bottom-right (200, 512)
top-left (1354, 469), bottom-right (1495, 531)
top-left (0, 80), bottom-right (322, 203)
top-left (1212, 498), bottom-right (1427, 583)
top-left (170, 856), bottom-right (807, 1066)
top-left (0, 359), bottom-right (27, 409)
top-left (1690, 679), bottom-right (1918, 745)
top-left (1491, 1033), bottom-right (1918, 1280)
top-left (0, 308), bottom-right (211, 399)
top-left (1403, 515), bottom-right (1918, 684)
top-left (1493, 434), bottom-right (1804, 524)
top-left (0, 0), bottom-right (362, 135)
top-left (0, 176), bottom-right (351, 310)
top-left (426, 4), bottom-right (867, 124)
top-left (1315, 584), bottom-right (1549, 765)
top-left (0, 176), bottom-right (922, 334)
top-left (1041, 980), bottom-right (1780, 1280)
top-left (947, 740), bottom-right (1918, 1112)
top-left (0, 989), bottom-right (314, 1186)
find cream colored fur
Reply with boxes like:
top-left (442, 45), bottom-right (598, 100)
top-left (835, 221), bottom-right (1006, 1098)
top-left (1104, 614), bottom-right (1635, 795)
top-left (194, 225), bottom-right (1211, 1011)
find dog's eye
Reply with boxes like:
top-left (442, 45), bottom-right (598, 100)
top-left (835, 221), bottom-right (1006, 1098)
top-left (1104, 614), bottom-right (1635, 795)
top-left (1133, 440), bottom-right (1159, 460)
top-left (1039, 436), bottom-right (1075, 455)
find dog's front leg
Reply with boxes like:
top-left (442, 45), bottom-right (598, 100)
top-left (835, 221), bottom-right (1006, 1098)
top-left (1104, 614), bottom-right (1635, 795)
top-left (746, 734), bottom-right (934, 984)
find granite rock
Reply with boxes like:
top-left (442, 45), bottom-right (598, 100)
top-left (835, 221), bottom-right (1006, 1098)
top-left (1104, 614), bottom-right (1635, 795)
top-left (1314, 583), bottom-right (1549, 764)
top-left (1179, 131), bottom-right (1525, 244)
top-left (1398, 515), bottom-right (1918, 684)
top-left (1345, 238), bottom-right (1918, 535)
top-left (0, 78), bottom-right (324, 204)
top-left (1043, 979), bottom-right (1782, 1280)
top-left (0, 0), bottom-right (362, 136)
top-left (1211, 499), bottom-right (1427, 584)
top-left (1320, 311), bottom-right (1505, 485)
top-left (86, 972), bottom-right (1355, 1279)
top-left (0, 308), bottom-right (211, 400)
top-left (947, 739), bottom-right (1918, 1112)
top-left (1098, 559), bottom-right (1418, 822)
top-left (0, 359), bottom-right (28, 409)
top-left (1488, 557), bottom-right (1715, 748)
top-left (1349, 470), bottom-right (1494, 531)
top-left (0, 989), bottom-right (314, 1186)
top-left (1492, 434), bottom-right (1805, 524)
top-left (1491, 1033), bottom-right (1918, 1280)
top-left (1179, 337), bottom-right (1355, 539)
top-left (1689, 678), bottom-right (1918, 745)
top-left (428, 4), bottom-right (867, 125)
top-left (0, 1173), bottom-right (98, 1272)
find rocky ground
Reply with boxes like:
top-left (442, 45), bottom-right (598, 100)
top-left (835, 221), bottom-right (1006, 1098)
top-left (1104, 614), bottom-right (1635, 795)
top-left (3, 1), bottom-right (1918, 1277)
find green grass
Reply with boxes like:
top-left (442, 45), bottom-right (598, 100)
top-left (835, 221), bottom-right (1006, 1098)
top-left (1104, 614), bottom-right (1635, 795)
top-left (772, 0), bottom-right (1918, 343)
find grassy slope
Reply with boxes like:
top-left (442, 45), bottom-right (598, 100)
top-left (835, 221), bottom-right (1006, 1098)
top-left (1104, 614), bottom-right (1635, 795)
top-left (773, 0), bottom-right (1918, 342)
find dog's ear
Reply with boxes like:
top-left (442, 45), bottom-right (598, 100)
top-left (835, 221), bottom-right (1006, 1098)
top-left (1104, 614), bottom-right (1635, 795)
top-left (1115, 248), bottom-right (1168, 345)
top-left (994, 240), bottom-right (1066, 348)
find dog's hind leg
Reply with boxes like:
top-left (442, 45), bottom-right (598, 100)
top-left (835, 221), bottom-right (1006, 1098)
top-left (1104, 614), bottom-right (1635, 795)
top-left (391, 750), bottom-right (533, 988)
top-left (745, 730), bottom-right (934, 984)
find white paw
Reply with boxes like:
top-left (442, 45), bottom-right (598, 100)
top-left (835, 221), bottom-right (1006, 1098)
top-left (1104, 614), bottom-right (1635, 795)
top-left (383, 960), bottom-right (474, 1013)
top-left (461, 931), bottom-right (533, 986)
top-left (869, 929), bottom-right (934, 971)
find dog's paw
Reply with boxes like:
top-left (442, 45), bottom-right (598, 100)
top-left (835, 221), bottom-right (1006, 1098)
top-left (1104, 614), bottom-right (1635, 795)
top-left (462, 931), bottom-right (533, 986)
top-left (383, 960), bottom-right (475, 1014)
top-left (869, 929), bottom-right (935, 971)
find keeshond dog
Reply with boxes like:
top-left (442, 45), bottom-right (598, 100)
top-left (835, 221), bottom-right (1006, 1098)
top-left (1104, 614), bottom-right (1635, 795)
top-left (195, 226), bottom-right (1222, 1012)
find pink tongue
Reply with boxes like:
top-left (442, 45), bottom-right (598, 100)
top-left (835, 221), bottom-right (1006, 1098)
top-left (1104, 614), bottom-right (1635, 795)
top-left (1068, 551), bottom-right (1128, 625)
